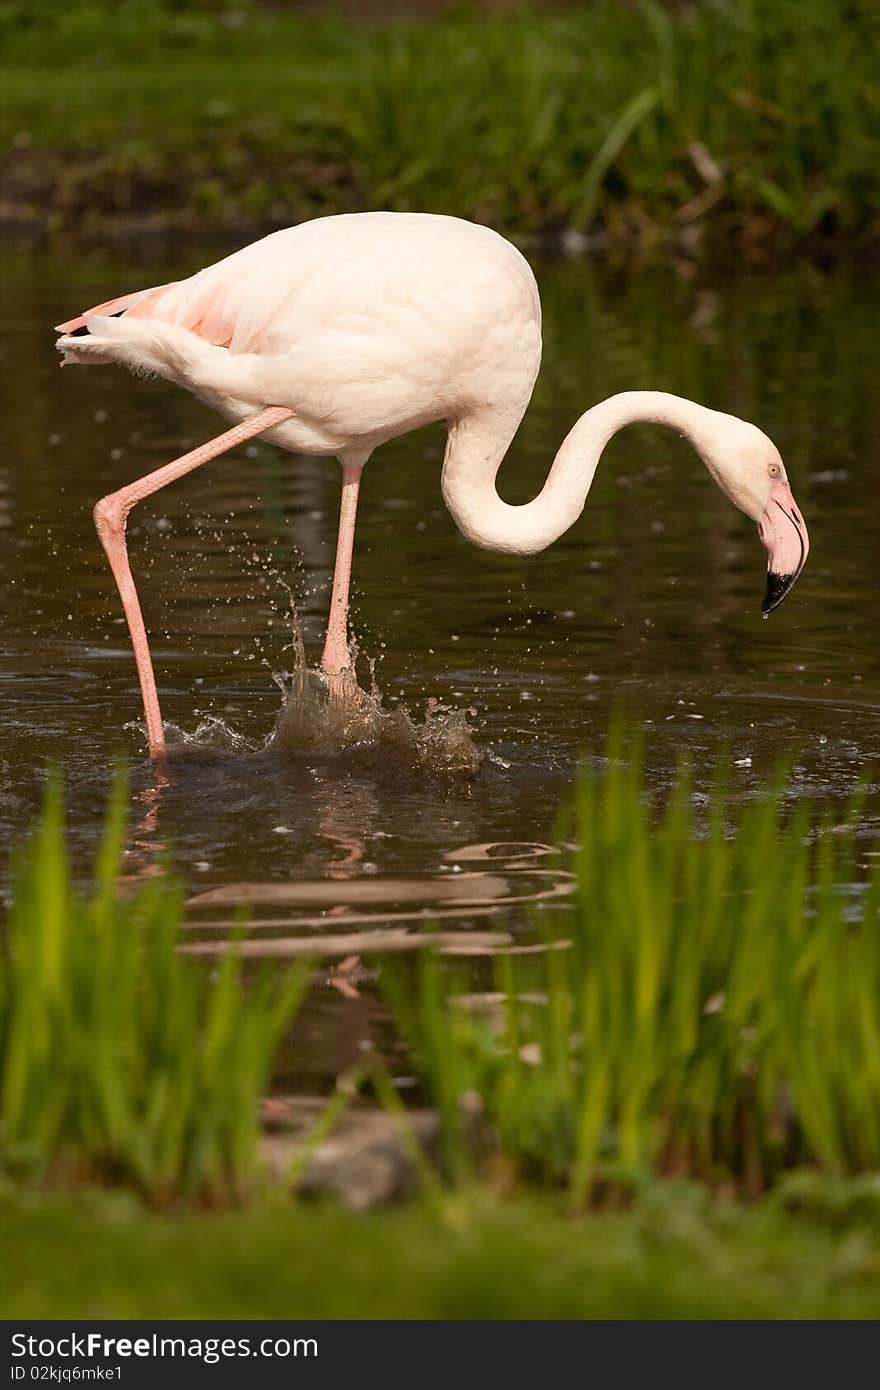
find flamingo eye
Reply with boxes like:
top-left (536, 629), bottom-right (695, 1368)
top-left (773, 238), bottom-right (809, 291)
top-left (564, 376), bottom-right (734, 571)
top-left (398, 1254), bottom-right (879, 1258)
top-left (768, 462), bottom-right (780, 478)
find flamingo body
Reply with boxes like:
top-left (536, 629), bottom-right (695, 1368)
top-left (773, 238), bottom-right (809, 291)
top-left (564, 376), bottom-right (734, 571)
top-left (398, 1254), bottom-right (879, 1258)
top-left (55, 212), bottom-right (809, 758)
top-left (58, 213), bottom-right (542, 461)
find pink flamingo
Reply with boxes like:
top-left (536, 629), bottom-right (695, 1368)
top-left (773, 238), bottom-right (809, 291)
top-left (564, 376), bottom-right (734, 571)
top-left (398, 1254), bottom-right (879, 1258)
top-left (56, 212), bottom-right (809, 759)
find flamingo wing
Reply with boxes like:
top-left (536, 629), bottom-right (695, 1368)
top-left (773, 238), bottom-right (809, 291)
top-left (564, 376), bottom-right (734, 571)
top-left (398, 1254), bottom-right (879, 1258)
top-left (55, 216), bottom-right (542, 447)
top-left (54, 227), bottom-right (334, 353)
top-left (54, 214), bottom-right (533, 359)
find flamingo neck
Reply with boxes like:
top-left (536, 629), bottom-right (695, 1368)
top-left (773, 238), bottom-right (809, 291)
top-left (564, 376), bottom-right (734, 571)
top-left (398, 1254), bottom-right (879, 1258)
top-left (441, 390), bottom-right (725, 555)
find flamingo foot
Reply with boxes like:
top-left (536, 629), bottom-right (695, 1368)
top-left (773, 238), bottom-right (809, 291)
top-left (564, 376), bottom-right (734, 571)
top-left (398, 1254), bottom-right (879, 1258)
top-left (322, 664), bottom-right (366, 709)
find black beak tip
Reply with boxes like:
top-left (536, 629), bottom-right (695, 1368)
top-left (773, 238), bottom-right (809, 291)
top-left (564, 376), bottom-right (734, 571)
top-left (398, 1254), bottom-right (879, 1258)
top-left (762, 570), bottom-right (796, 617)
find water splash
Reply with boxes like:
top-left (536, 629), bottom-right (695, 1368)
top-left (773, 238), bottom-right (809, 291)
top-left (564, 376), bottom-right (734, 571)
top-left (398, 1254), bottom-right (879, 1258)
top-left (158, 715), bottom-right (258, 756)
top-left (268, 663), bottom-right (482, 776)
top-left (162, 604), bottom-right (483, 775)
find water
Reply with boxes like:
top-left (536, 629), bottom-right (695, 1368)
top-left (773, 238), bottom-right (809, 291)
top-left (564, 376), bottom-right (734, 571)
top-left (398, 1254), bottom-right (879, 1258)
top-left (3, 246), bottom-right (879, 1075)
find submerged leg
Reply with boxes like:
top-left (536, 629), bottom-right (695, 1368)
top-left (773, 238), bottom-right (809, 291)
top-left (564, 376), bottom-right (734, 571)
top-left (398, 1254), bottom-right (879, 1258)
top-left (320, 462), bottom-right (364, 677)
top-left (93, 405), bottom-right (293, 758)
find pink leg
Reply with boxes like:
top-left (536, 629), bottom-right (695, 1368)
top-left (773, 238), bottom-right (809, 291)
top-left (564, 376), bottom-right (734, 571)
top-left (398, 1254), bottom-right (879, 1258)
top-left (320, 464), bottom-right (363, 677)
top-left (94, 405), bottom-right (293, 758)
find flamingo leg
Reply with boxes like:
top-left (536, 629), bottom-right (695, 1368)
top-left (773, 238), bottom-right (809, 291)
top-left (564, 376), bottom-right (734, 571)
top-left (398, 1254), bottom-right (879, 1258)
top-left (320, 463), bottom-right (363, 677)
top-left (93, 405), bottom-right (293, 758)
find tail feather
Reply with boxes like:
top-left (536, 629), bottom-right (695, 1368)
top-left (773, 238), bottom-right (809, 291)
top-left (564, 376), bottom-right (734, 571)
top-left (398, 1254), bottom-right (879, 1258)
top-left (57, 313), bottom-right (194, 375)
top-left (55, 313), bottom-right (259, 407)
top-left (53, 276), bottom-right (260, 400)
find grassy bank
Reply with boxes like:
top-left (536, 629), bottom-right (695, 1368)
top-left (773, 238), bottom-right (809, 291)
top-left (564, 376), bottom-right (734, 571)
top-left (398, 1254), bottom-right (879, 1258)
top-left (6, 1182), bottom-right (880, 1318)
top-left (2, 1), bottom-right (878, 258)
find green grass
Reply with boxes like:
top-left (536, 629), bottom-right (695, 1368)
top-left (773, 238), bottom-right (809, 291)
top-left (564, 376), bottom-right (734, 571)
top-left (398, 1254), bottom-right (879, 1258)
top-left (0, 773), bottom-right (308, 1204)
top-left (4, 1181), bottom-right (880, 1318)
top-left (4, 737), bottom-right (880, 1316)
top-left (5, 727), bottom-right (880, 1214)
top-left (382, 722), bottom-right (880, 1202)
top-left (2, 1), bottom-right (878, 254)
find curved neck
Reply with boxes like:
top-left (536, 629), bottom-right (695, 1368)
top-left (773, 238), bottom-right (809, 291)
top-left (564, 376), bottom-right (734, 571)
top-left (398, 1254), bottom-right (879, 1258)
top-left (441, 391), bottom-right (727, 555)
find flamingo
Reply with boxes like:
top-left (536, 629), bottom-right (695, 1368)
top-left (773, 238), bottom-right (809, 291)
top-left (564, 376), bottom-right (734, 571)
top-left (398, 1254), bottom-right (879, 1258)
top-left (56, 212), bottom-right (809, 759)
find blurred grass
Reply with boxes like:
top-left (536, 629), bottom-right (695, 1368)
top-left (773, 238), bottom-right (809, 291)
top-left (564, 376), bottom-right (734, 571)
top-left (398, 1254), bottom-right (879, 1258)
top-left (1, 0), bottom-right (878, 255)
top-left (6, 1179), bottom-right (880, 1317)
top-left (0, 772), bottom-right (308, 1204)
top-left (382, 719), bottom-right (880, 1202)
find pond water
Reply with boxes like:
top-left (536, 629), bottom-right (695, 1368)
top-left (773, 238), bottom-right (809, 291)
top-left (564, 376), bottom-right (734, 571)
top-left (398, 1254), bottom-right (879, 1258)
top-left (2, 244), bottom-right (879, 1078)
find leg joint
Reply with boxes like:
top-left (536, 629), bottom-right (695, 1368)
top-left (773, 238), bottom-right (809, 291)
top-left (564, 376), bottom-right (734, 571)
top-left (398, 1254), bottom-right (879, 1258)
top-left (93, 490), bottom-right (129, 540)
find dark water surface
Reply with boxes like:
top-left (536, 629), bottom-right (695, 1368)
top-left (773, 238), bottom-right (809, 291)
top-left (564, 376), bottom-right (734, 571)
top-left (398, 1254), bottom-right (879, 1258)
top-left (2, 246), bottom-right (879, 1072)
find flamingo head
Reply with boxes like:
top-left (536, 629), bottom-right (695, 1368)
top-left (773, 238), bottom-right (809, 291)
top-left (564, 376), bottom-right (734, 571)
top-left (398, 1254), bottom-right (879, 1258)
top-left (700, 419), bottom-right (810, 616)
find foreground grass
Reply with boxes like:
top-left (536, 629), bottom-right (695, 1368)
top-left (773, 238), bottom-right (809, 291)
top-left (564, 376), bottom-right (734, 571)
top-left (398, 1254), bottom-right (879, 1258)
top-left (5, 729), bottom-right (880, 1209)
top-left (4, 1182), bottom-right (880, 1319)
top-left (0, 774), bottom-right (307, 1203)
top-left (2, 1), bottom-right (878, 255)
top-left (386, 726), bottom-right (880, 1200)
top-left (3, 737), bottom-right (880, 1316)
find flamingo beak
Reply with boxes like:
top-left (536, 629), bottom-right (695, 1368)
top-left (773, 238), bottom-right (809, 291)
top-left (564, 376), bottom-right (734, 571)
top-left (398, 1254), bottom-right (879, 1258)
top-left (759, 480), bottom-right (809, 616)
